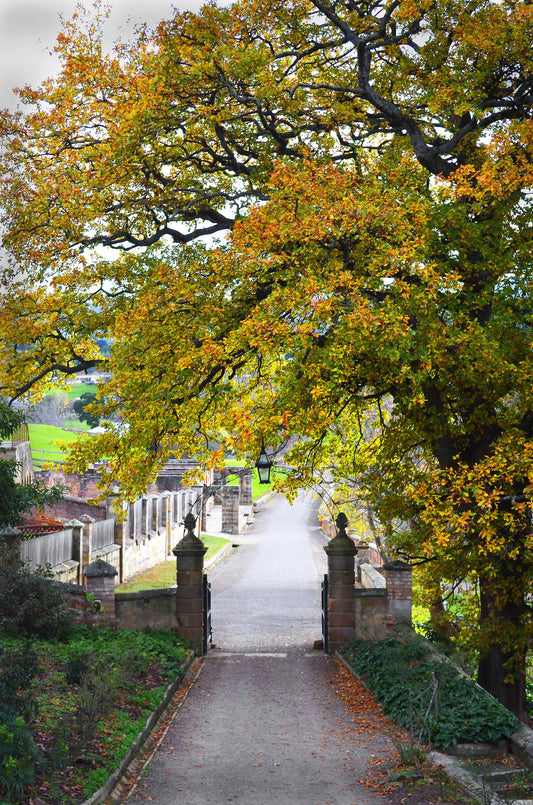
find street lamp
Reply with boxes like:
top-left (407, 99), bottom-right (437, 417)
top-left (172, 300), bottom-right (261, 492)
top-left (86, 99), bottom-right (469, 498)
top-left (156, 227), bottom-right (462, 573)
top-left (255, 442), bottom-right (273, 485)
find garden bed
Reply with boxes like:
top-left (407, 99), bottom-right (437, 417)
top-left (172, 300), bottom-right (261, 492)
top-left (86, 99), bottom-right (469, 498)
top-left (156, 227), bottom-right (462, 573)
top-left (0, 626), bottom-right (191, 804)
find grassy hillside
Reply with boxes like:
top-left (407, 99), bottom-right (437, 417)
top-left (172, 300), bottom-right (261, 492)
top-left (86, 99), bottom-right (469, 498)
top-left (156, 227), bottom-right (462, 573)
top-left (28, 423), bottom-right (88, 467)
top-left (45, 382), bottom-right (98, 400)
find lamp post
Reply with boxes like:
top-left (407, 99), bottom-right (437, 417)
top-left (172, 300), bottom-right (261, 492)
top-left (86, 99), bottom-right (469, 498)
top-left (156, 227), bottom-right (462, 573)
top-left (255, 442), bottom-right (273, 485)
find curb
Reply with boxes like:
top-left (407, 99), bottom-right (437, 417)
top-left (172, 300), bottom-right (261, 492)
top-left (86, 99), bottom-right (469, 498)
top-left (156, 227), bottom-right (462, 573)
top-left (205, 541), bottom-right (234, 570)
top-left (427, 751), bottom-right (507, 805)
top-left (81, 651), bottom-right (200, 805)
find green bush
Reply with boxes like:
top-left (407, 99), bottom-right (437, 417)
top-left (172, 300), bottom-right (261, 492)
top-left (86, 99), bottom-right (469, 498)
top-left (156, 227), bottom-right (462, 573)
top-left (0, 646), bottom-right (41, 802)
top-left (0, 554), bottom-right (73, 639)
top-left (341, 637), bottom-right (519, 748)
top-left (0, 718), bottom-right (38, 802)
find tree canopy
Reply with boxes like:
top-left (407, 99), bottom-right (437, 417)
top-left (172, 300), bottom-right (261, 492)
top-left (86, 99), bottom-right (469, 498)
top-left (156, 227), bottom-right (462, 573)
top-left (1, 0), bottom-right (533, 712)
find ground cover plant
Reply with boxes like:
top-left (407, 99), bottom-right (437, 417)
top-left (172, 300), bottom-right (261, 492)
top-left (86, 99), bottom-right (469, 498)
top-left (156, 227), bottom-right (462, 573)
top-left (331, 659), bottom-right (484, 805)
top-left (0, 625), bottom-right (190, 804)
top-left (340, 637), bottom-right (519, 749)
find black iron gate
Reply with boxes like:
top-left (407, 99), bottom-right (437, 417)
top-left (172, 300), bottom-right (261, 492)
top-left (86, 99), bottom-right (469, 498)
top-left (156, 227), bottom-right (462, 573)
top-left (321, 573), bottom-right (329, 654)
top-left (203, 574), bottom-right (212, 654)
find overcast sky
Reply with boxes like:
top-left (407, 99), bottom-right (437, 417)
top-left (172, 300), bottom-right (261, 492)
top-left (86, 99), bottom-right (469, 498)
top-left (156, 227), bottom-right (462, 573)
top-left (0, 0), bottom-right (205, 110)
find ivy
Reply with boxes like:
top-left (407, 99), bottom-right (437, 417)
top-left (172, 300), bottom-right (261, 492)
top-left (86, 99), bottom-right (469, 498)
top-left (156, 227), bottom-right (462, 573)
top-left (341, 637), bottom-right (519, 749)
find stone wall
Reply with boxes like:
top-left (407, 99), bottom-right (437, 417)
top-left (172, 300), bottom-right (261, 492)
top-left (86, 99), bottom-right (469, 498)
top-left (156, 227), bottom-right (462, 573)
top-left (115, 588), bottom-right (178, 632)
top-left (36, 467), bottom-right (102, 498)
top-left (64, 583), bottom-right (106, 626)
top-left (354, 588), bottom-right (388, 640)
top-left (121, 531), bottom-right (170, 582)
top-left (358, 563), bottom-right (386, 589)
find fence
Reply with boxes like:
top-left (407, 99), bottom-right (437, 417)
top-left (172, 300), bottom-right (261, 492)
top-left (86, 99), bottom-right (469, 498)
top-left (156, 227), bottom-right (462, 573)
top-left (92, 518), bottom-right (116, 551)
top-left (31, 448), bottom-right (66, 469)
top-left (17, 488), bottom-right (201, 584)
top-left (8, 423), bottom-right (29, 445)
top-left (15, 470), bottom-right (253, 585)
top-left (20, 528), bottom-right (73, 570)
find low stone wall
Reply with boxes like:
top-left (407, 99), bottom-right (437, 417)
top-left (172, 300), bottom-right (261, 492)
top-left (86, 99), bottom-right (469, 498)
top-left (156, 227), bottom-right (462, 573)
top-left (115, 588), bottom-right (178, 632)
top-left (94, 543), bottom-right (121, 568)
top-left (354, 588), bottom-right (388, 640)
top-left (51, 559), bottom-right (79, 584)
top-left (121, 532), bottom-right (171, 581)
top-left (358, 563), bottom-right (386, 589)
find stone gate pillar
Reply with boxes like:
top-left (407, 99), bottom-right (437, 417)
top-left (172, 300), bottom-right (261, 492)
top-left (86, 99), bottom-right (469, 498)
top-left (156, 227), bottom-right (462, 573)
top-left (221, 485), bottom-right (240, 533)
top-left (79, 514), bottom-right (95, 567)
top-left (239, 470), bottom-right (253, 507)
top-left (173, 513), bottom-right (208, 653)
top-left (324, 513), bottom-right (357, 653)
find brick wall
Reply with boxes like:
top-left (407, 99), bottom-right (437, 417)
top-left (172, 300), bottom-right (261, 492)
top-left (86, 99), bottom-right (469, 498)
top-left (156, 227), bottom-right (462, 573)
top-left (42, 496), bottom-right (107, 523)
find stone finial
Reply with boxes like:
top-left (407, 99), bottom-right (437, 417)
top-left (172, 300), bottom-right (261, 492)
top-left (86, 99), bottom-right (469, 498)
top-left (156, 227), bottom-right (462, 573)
top-left (336, 512), bottom-right (349, 534)
top-left (64, 519), bottom-right (84, 528)
top-left (83, 558), bottom-right (118, 578)
top-left (173, 511), bottom-right (206, 553)
top-left (325, 512), bottom-right (358, 555)
top-left (79, 514), bottom-right (96, 524)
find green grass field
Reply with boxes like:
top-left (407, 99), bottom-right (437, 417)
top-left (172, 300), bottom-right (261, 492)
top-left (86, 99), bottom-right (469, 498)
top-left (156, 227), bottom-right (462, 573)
top-left (225, 460), bottom-right (274, 499)
top-left (45, 382), bottom-right (97, 400)
top-left (116, 534), bottom-right (229, 593)
top-left (62, 418), bottom-right (93, 432)
top-left (28, 422), bottom-right (88, 467)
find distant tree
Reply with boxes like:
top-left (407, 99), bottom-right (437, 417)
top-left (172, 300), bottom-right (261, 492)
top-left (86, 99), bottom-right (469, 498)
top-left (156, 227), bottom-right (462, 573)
top-left (72, 392), bottom-right (99, 428)
top-left (30, 392), bottom-right (70, 427)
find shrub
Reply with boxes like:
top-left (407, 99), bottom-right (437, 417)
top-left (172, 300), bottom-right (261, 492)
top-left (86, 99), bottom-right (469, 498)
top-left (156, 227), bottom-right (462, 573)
top-left (0, 645), bottom-right (41, 802)
top-left (0, 718), bottom-right (38, 802)
top-left (341, 637), bottom-right (519, 748)
top-left (0, 553), bottom-right (73, 638)
top-left (0, 644), bottom-right (40, 723)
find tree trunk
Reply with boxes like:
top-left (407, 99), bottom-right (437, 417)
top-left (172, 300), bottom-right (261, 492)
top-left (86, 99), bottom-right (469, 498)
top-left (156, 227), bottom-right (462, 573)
top-left (477, 571), bottom-right (527, 720)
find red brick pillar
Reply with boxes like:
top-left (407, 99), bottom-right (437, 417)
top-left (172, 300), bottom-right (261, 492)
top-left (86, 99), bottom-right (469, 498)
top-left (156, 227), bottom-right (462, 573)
top-left (83, 558), bottom-right (118, 626)
top-left (385, 560), bottom-right (412, 629)
top-left (324, 513), bottom-right (357, 652)
top-left (173, 513), bottom-right (207, 654)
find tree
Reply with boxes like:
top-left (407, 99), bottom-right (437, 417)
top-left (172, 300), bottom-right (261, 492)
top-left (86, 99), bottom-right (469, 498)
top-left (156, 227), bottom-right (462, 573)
top-left (0, 0), bottom-right (533, 713)
top-left (73, 392), bottom-right (99, 428)
top-left (0, 402), bottom-right (64, 530)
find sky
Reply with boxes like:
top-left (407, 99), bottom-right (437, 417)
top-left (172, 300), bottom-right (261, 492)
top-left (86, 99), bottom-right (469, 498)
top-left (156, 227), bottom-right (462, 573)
top-left (0, 0), bottom-right (204, 110)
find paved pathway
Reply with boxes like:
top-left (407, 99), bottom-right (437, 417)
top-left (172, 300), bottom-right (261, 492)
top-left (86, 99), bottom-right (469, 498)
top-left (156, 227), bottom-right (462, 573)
top-left (127, 493), bottom-right (396, 804)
